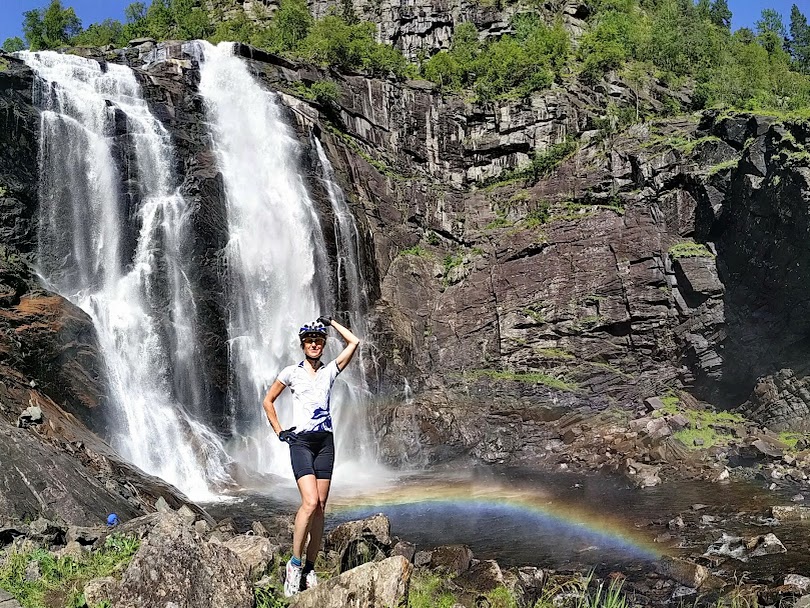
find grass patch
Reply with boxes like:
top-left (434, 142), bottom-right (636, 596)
top-left (574, 315), bottom-right (605, 331)
top-left (0, 57), bottom-right (9, 72)
top-left (659, 393), bottom-right (680, 411)
top-left (408, 571), bottom-right (457, 608)
top-left (290, 80), bottom-right (340, 105)
top-left (484, 216), bottom-right (514, 230)
top-left (670, 408), bottom-right (745, 450)
top-left (324, 122), bottom-right (406, 179)
top-left (552, 200), bottom-right (625, 222)
top-left (399, 245), bottom-right (430, 258)
top-left (777, 432), bottom-right (806, 451)
top-left (706, 158), bottom-right (738, 176)
top-left (0, 534), bottom-right (139, 608)
top-left (668, 241), bottom-right (714, 259)
top-left (484, 585), bottom-right (519, 608)
top-left (481, 140), bottom-right (578, 188)
top-left (466, 369), bottom-right (578, 391)
top-left (522, 305), bottom-right (546, 324)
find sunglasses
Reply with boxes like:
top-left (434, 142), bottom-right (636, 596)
top-left (303, 337), bottom-right (325, 345)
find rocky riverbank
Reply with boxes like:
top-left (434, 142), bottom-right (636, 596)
top-left (3, 495), bottom-right (810, 607)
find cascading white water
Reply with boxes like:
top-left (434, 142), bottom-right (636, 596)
top-left (311, 136), bottom-right (377, 463)
top-left (21, 51), bottom-right (231, 500)
top-left (196, 41), bottom-right (334, 477)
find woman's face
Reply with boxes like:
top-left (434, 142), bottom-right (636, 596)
top-left (302, 336), bottom-right (325, 357)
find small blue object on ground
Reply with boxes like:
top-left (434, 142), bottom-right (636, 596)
top-left (106, 513), bottom-right (120, 526)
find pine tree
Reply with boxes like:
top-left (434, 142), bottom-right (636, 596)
top-left (789, 3), bottom-right (810, 73)
top-left (709, 0), bottom-right (732, 30)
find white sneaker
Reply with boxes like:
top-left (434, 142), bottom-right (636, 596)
top-left (305, 569), bottom-right (318, 589)
top-left (284, 559), bottom-right (302, 597)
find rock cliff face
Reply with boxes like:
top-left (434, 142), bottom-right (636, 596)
top-left (307, 0), bottom-right (590, 61)
top-left (2, 41), bottom-right (810, 474)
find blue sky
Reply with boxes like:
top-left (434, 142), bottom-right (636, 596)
top-left (0, 0), bottom-right (807, 45)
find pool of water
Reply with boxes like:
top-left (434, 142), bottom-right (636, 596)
top-left (205, 464), bottom-right (810, 578)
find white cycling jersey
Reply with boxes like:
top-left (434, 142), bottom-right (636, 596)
top-left (276, 359), bottom-right (341, 433)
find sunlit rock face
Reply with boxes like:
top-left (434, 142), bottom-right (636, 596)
top-left (4, 35), bottom-right (810, 480)
top-left (306, 0), bottom-right (590, 61)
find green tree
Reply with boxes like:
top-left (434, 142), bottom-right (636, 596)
top-left (709, 0), bottom-right (732, 29)
top-left (23, 0), bottom-right (82, 50)
top-left (2, 37), bottom-right (26, 52)
top-left (423, 51), bottom-right (464, 90)
top-left (789, 4), bottom-right (810, 72)
top-left (171, 0), bottom-right (212, 39)
top-left (145, 0), bottom-right (173, 39)
top-left (264, 0), bottom-right (312, 54)
top-left (125, 2), bottom-right (148, 24)
top-left (42, 0), bottom-right (82, 47)
top-left (578, 4), bottom-right (649, 80)
top-left (22, 8), bottom-right (46, 50)
top-left (473, 36), bottom-right (553, 100)
top-left (422, 22), bottom-right (479, 91)
top-left (210, 8), bottom-right (259, 45)
top-left (756, 8), bottom-right (786, 54)
top-left (73, 19), bottom-right (125, 46)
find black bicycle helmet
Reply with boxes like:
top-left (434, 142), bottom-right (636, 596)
top-left (298, 321), bottom-right (328, 343)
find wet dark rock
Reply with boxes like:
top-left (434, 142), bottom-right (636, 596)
top-left (740, 370), bottom-right (810, 432)
top-left (326, 513), bottom-right (392, 573)
top-left (390, 540), bottom-right (416, 562)
top-left (429, 544), bottom-right (473, 575)
top-left (624, 459), bottom-right (662, 488)
top-left (455, 559), bottom-right (505, 593)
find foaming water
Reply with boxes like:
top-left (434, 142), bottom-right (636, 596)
top-left (196, 42), bottom-right (379, 481)
top-left (21, 50), bottom-right (231, 501)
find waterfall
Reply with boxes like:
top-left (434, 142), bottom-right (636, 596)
top-left (196, 41), bottom-right (334, 477)
top-left (196, 42), bottom-right (382, 483)
top-left (311, 136), bottom-right (377, 465)
top-left (21, 51), bottom-right (231, 501)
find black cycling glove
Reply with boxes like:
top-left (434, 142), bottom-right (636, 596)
top-left (316, 314), bottom-right (332, 326)
top-left (278, 427), bottom-right (297, 444)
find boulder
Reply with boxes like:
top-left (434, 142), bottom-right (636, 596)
top-left (16, 406), bottom-right (42, 428)
top-left (704, 532), bottom-right (786, 562)
top-left (326, 513), bottom-right (392, 573)
top-left (0, 589), bottom-right (22, 608)
top-left (656, 556), bottom-right (725, 590)
top-left (83, 576), bottom-right (119, 607)
top-left (222, 535), bottom-right (279, 581)
top-left (429, 545), bottom-right (473, 576)
top-left (111, 512), bottom-right (253, 608)
top-left (455, 559), bottom-right (504, 593)
top-left (772, 505), bottom-right (810, 520)
top-left (288, 555), bottom-right (412, 608)
top-left (624, 459), bottom-right (662, 488)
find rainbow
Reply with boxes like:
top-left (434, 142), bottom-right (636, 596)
top-left (329, 480), bottom-right (665, 562)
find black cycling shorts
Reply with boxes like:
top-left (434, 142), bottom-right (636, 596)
top-left (289, 431), bottom-right (334, 480)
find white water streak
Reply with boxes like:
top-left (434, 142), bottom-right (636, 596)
top-left (197, 41), bottom-right (333, 477)
top-left (21, 51), bottom-right (230, 500)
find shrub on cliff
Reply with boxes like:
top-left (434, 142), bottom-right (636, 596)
top-left (423, 17), bottom-right (570, 100)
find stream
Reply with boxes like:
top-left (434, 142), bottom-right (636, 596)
top-left (205, 465), bottom-right (810, 581)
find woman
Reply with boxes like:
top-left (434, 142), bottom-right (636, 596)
top-left (262, 315), bottom-right (361, 596)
